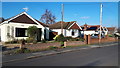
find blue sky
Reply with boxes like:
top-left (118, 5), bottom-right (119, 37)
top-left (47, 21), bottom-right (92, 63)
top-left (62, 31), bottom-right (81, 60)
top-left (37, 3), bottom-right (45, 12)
top-left (2, 2), bottom-right (118, 27)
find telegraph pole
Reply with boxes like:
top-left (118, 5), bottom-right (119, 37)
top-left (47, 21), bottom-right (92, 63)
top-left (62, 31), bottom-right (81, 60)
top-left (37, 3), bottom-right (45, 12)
top-left (61, 4), bottom-right (64, 34)
top-left (99, 3), bottom-right (103, 44)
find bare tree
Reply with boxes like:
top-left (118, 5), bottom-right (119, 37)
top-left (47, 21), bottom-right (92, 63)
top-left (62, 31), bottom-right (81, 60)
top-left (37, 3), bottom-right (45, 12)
top-left (40, 9), bottom-right (56, 25)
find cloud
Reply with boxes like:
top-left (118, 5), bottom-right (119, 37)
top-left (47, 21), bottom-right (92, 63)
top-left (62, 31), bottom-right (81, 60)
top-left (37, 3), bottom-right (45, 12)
top-left (74, 14), bottom-right (78, 17)
top-left (80, 16), bottom-right (90, 19)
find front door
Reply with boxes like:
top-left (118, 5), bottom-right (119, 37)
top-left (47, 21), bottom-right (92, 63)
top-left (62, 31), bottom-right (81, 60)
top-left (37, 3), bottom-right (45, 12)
top-left (37, 28), bottom-right (42, 41)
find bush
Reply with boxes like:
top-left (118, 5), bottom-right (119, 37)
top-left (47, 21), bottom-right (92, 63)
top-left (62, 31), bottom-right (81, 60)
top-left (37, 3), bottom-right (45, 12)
top-left (41, 39), bottom-right (46, 43)
top-left (60, 41), bottom-right (64, 47)
top-left (60, 41), bottom-right (64, 45)
top-left (27, 26), bottom-right (39, 38)
top-left (64, 37), bottom-right (72, 41)
top-left (108, 34), bottom-right (113, 37)
top-left (69, 38), bottom-right (76, 41)
top-left (78, 38), bottom-right (84, 42)
top-left (33, 40), bottom-right (37, 44)
top-left (5, 39), bottom-right (21, 44)
top-left (64, 37), bottom-right (84, 42)
top-left (5, 41), bottom-right (11, 44)
top-left (26, 37), bottom-right (34, 43)
top-left (14, 48), bottom-right (31, 54)
top-left (55, 34), bottom-right (65, 42)
top-left (49, 46), bottom-right (58, 50)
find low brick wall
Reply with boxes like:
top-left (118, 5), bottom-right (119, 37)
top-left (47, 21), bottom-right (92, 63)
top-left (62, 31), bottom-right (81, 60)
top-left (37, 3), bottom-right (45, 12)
top-left (3, 44), bottom-right (21, 48)
top-left (91, 37), bottom-right (118, 44)
top-left (25, 41), bottom-right (85, 50)
top-left (66, 41), bottom-right (85, 46)
top-left (25, 42), bottom-right (61, 50)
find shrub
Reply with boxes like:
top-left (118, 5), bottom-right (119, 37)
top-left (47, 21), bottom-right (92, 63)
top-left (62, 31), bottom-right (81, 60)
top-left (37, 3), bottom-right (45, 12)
top-left (108, 34), bottom-right (113, 37)
top-left (69, 38), bottom-right (76, 41)
top-left (5, 41), bottom-right (11, 44)
top-left (27, 26), bottom-right (39, 38)
top-left (14, 49), bottom-right (24, 54)
top-left (49, 46), bottom-right (58, 50)
top-left (23, 49), bottom-right (31, 53)
top-left (41, 39), bottom-right (46, 43)
top-left (5, 39), bottom-right (21, 44)
top-left (10, 40), bottom-right (18, 43)
top-left (26, 37), bottom-right (34, 43)
top-left (64, 37), bottom-right (72, 41)
top-left (60, 41), bottom-right (64, 45)
top-left (60, 41), bottom-right (64, 47)
top-left (14, 48), bottom-right (31, 54)
top-left (33, 40), bottom-right (37, 44)
top-left (55, 34), bottom-right (65, 42)
top-left (78, 38), bottom-right (84, 42)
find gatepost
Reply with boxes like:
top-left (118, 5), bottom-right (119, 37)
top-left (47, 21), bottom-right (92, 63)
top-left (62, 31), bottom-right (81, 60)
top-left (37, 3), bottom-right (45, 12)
top-left (84, 34), bottom-right (87, 44)
top-left (88, 34), bottom-right (91, 44)
top-left (84, 34), bottom-right (91, 44)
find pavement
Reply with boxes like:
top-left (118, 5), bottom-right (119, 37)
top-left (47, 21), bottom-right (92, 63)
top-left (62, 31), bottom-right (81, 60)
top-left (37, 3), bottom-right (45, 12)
top-left (2, 42), bottom-right (118, 64)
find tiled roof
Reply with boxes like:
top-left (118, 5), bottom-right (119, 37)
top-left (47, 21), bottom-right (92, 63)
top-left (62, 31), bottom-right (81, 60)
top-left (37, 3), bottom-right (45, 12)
top-left (9, 14), bottom-right (37, 24)
top-left (1, 12), bottom-right (48, 27)
top-left (35, 19), bottom-right (48, 27)
top-left (107, 27), bottom-right (115, 31)
top-left (69, 23), bottom-right (81, 29)
top-left (49, 21), bottom-right (80, 29)
top-left (80, 24), bottom-right (108, 31)
top-left (81, 24), bottom-right (100, 31)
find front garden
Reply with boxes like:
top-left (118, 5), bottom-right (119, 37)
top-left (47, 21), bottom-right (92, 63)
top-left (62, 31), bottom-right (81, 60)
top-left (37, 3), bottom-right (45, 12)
top-left (3, 26), bottom-right (118, 55)
top-left (3, 31), bottom-right (85, 55)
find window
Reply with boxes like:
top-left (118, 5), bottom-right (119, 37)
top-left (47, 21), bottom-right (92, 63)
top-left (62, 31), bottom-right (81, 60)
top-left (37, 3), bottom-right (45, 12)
top-left (16, 28), bottom-right (28, 37)
top-left (7, 26), bottom-right (10, 36)
top-left (72, 30), bottom-right (75, 36)
top-left (11, 26), bottom-right (14, 37)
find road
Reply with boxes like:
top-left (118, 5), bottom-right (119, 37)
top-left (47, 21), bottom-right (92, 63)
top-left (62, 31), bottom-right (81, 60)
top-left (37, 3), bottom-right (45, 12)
top-left (3, 45), bottom-right (118, 66)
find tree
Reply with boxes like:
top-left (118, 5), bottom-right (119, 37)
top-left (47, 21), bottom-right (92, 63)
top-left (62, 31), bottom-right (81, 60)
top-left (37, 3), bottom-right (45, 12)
top-left (40, 9), bottom-right (56, 24)
top-left (27, 26), bottom-right (39, 40)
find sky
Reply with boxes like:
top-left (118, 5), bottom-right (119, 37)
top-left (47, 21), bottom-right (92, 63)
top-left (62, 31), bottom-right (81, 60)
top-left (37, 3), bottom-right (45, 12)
top-left (1, 0), bottom-right (120, 2)
top-left (1, 2), bottom-right (118, 27)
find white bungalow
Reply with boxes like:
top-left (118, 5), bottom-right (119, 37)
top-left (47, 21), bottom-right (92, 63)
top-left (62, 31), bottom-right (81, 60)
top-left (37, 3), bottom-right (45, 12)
top-left (49, 21), bottom-right (82, 40)
top-left (80, 24), bottom-right (108, 38)
top-left (0, 12), bottom-right (49, 42)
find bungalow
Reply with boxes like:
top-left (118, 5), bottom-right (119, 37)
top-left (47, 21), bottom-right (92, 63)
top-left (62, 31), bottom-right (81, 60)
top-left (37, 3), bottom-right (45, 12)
top-left (49, 21), bottom-right (82, 39)
top-left (0, 12), bottom-right (49, 42)
top-left (107, 27), bottom-right (117, 34)
top-left (80, 23), bottom-right (108, 38)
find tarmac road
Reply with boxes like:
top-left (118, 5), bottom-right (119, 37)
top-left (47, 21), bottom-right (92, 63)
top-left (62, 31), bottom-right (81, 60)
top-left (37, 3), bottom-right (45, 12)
top-left (3, 45), bottom-right (118, 66)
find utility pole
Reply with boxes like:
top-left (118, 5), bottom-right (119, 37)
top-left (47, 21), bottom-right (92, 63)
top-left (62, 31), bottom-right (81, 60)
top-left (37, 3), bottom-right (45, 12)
top-left (99, 3), bottom-right (103, 44)
top-left (61, 4), bottom-right (64, 34)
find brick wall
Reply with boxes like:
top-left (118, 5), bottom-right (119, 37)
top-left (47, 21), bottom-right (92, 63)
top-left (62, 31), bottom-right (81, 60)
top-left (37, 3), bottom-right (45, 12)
top-left (25, 41), bottom-right (85, 50)
top-left (65, 41), bottom-right (85, 46)
top-left (25, 42), bottom-right (61, 50)
top-left (90, 37), bottom-right (117, 44)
